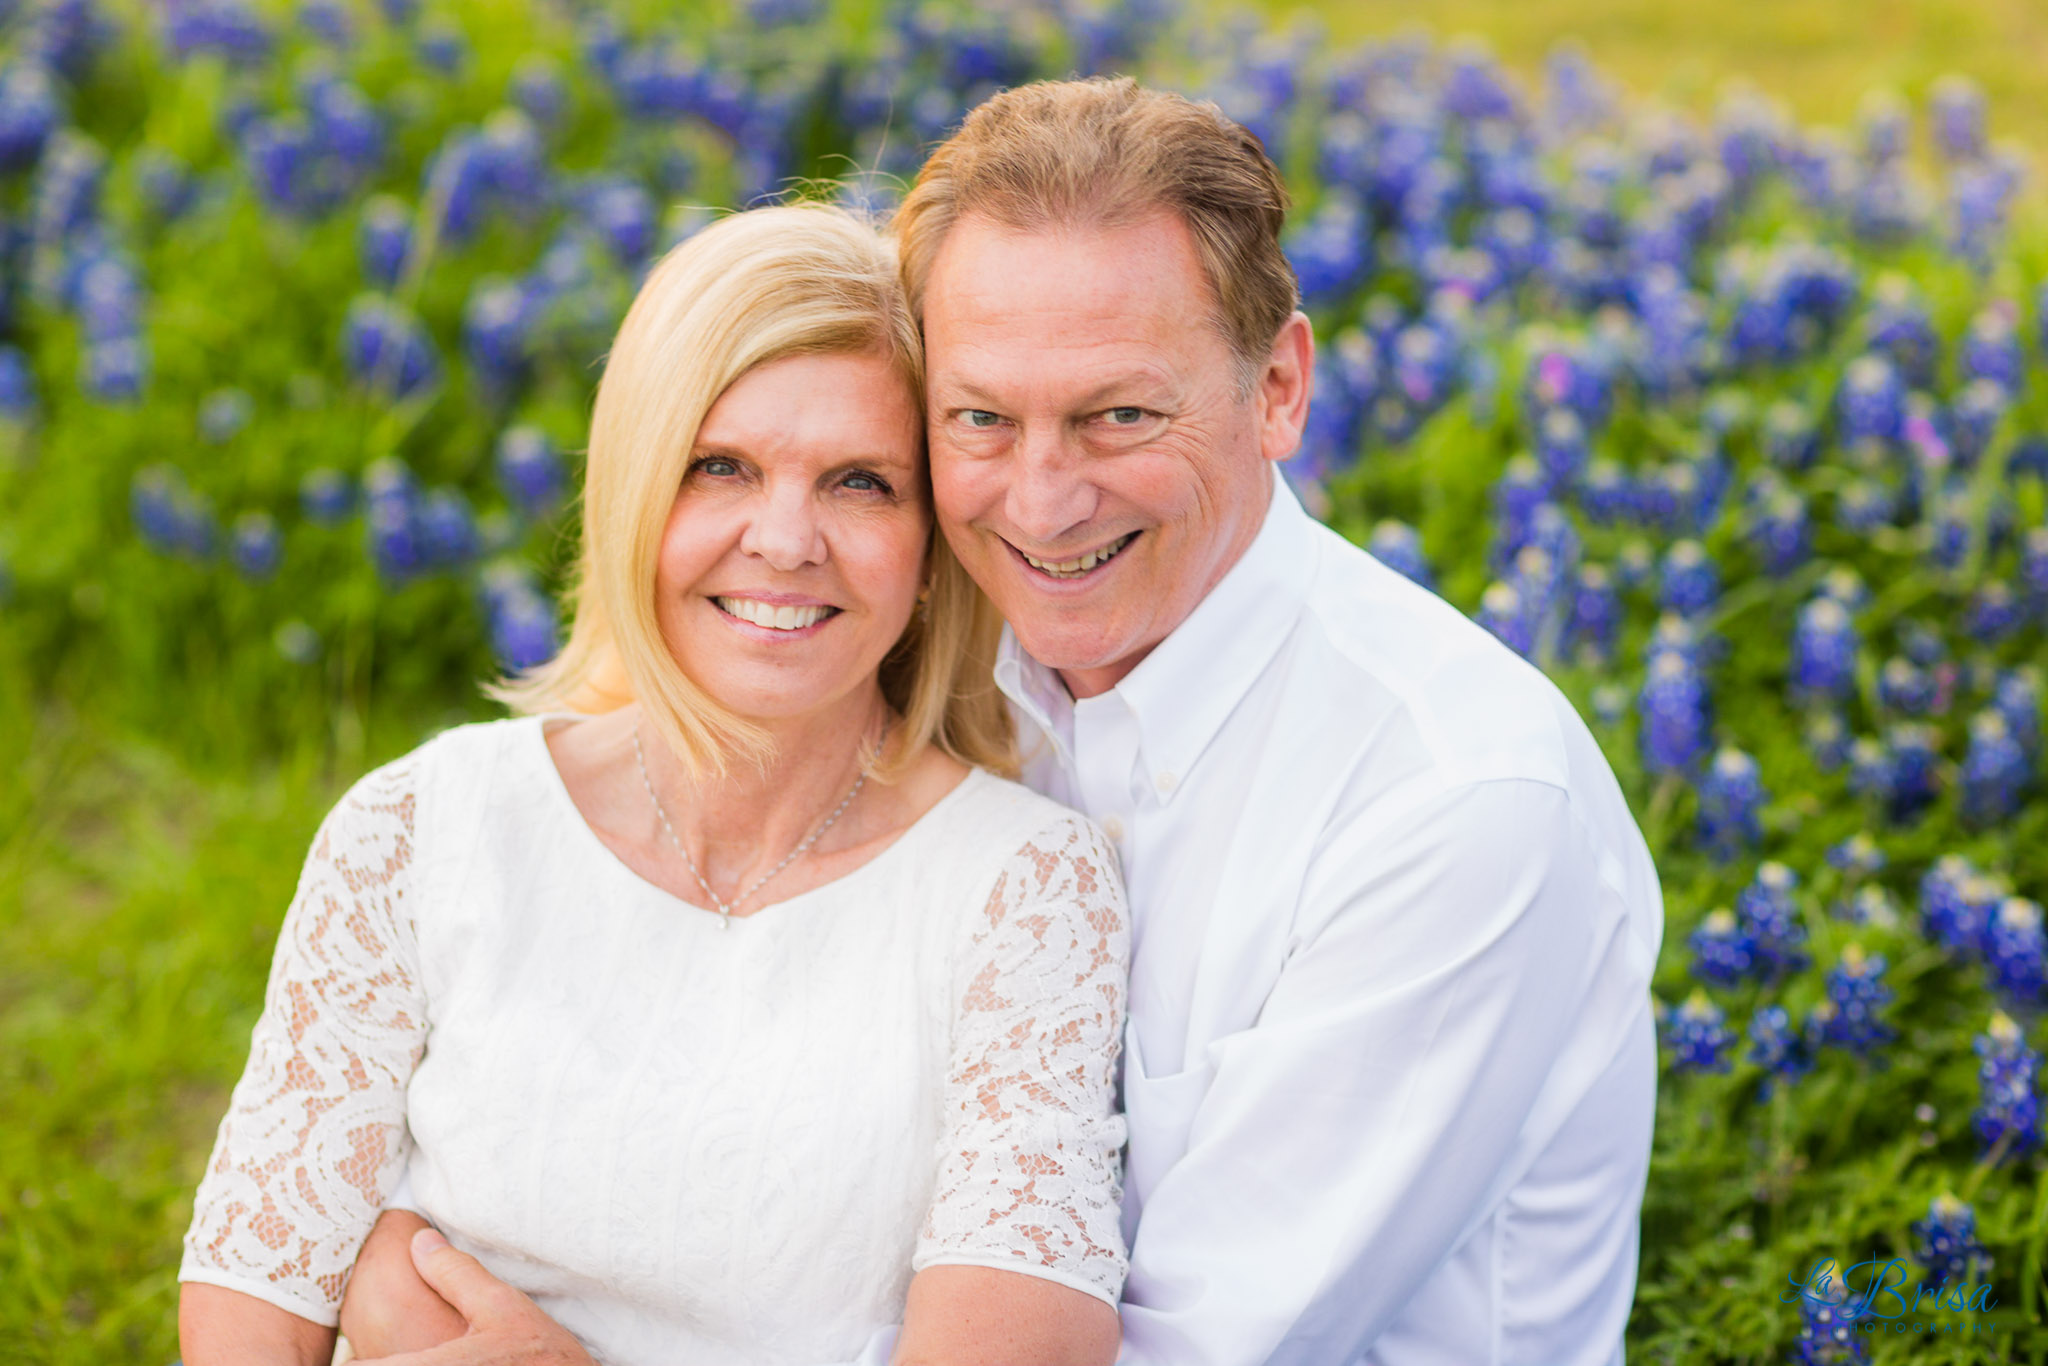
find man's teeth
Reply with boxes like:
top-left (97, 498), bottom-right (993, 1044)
top-left (716, 598), bottom-right (836, 630)
top-left (1021, 533), bottom-right (1136, 579)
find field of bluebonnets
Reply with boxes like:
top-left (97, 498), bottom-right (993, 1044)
top-left (3, 0), bottom-right (2047, 1362)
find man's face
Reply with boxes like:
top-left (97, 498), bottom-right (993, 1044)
top-left (922, 210), bottom-right (1296, 698)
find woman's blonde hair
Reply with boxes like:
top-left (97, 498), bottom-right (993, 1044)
top-left (490, 201), bottom-right (1015, 782)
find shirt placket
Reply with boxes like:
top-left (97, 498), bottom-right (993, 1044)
top-left (1070, 694), bottom-right (1145, 869)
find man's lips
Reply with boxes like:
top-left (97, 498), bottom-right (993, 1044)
top-left (1008, 531), bottom-right (1139, 581)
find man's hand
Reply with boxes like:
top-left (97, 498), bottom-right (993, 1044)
top-left (352, 1229), bottom-right (597, 1366)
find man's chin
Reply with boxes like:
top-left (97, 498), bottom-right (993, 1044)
top-left (1006, 621), bottom-right (1154, 694)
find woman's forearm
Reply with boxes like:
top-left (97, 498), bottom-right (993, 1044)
top-left (178, 1282), bottom-right (336, 1366)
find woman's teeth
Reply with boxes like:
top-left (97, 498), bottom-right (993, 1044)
top-left (1021, 532), bottom-right (1137, 579)
top-left (716, 598), bottom-right (837, 630)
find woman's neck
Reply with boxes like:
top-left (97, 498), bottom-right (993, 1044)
top-left (631, 687), bottom-right (894, 899)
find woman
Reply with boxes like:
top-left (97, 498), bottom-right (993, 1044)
top-left (176, 203), bottom-right (1130, 1366)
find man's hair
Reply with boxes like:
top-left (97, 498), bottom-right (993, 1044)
top-left (892, 76), bottom-right (1298, 394)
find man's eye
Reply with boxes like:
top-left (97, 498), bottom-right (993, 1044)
top-left (1106, 407), bottom-right (1147, 425)
top-left (841, 471), bottom-right (892, 493)
top-left (962, 410), bottom-right (1002, 429)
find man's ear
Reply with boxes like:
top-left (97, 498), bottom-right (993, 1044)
top-left (1257, 311), bottom-right (1315, 465)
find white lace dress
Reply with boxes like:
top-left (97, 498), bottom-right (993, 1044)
top-left (179, 715), bottom-right (1130, 1366)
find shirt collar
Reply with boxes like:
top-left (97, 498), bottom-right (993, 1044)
top-left (993, 465), bottom-right (1319, 800)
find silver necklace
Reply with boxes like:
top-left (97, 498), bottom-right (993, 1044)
top-left (631, 716), bottom-right (880, 928)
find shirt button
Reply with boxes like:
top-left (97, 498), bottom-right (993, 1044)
top-left (1103, 815), bottom-right (1127, 842)
top-left (1155, 771), bottom-right (1177, 795)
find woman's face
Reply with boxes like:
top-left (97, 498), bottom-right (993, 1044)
top-left (655, 349), bottom-right (928, 726)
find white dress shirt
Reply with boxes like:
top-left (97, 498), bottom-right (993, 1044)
top-left (983, 465), bottom-right (1664, 1366)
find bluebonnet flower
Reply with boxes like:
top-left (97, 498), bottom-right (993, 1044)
top-left (496, 426), bottom-right (564, 519)
top-left (130, 464), bottom-right (214, 559)
top-left (1578, 459), bottom-right (1632, 523)
top-left (1911, 1195), bottom-right (1991, 1298)
top-left (1745, 486), bottom-right (1809, 575)
top-left (1920, 856), bottom-right (1983, 956)
top-left (1966, 581), bottom-right (2022, 643)
top-left (1825, 833), bottom-right (1887, 881)
top-left (1614, 540), bottom-right (1656, 593)
top-left (359, 195), bottom-right (412, 289)
top-left (591, 178), bottom-right (656, 267)
top-left (1837, 354), bottom-right (1907, 448)
top-left (1391, 322), bottom-right (1459, 414)
top-left (1987, 898), bottom-right (2046, 1007)
top-left (1877, 657), bottom-right (1933, 715)
top-left (83, 336), bottom-right (147, 402)
top-left (1762, 400), bottom-right (1817, 471)
top-left (1840, 887), bottom-right (1902, 930)
top-left (0, 64), bottom-right (62, 176)
top-left (1689, 908), bottom-right (1755, 986)
top-left (1567, 563), bottom-right (1619, 659)
top-left (1490, 456), bottom-right (1548, 563)
top-left (418, 487), bottom-right (478, 567)
top-left (299, 0), bottom-right (353, 45)
top-left (198, 387), bottom-right (251, 444)
top-left (1806, 714), bottom-right (1851, 771)
top-left (1791, 597), bottom-right (1858, 702)
top-left (0, 345), bottom-right (39, 424)
top-left (1697, 747), bottom-right (1766, 861)
top-left (1811, 944), bottom-right (1895, 1055)
top-left (1746, 1004), bottom-right (1814, 1097)
top-left (1860, 274), bottom-right (1940, 386)
top-left (1658, 539), bottom-right (1718, 617)
top-left (162, 0), bottom-right (275, 65)
top-left (1993, 669), bottom-right (2040, 756)
top-left (1476, 582), bottom-right (1533, 658)
top-left (1949, 378), bottom-right (2008, 471)
top-left (1960, 304), bottom-right (2025, 390)
top-left (363, 457), bottom-right (423, 579)
top-left (1639, 651), bottom-right (1709, 775)
top-left (343, 295), bottom-right (439, 399)
top-left (1848, 736), bottom-right (1895, 806)
top-left (299, 467), bottom-right (353, 525)
top-left (1791, 1263), bottom-right (1870, 1365)
top-left (463, 278), bottom-right (535, 394)
top-left (1661, 990), bottom-right (1734, 1073)
top-left (416, 15), bottom-right (467, 72)
top-left (1961, 710), bottom-right (2030, 827)
top-left (229, 511), bottom-right (282, 580)
top-left (1284, 193), bottom-right (1372, 307)
top-left (1534, 407), bottom-right (1587, 489)
top-left (1737, 862), bottom-right (1810, 981)
top-left (2021, 527), bottom-right (2048, 610)
top-left (1885, 723), bottom-right (1942, 821)
top-left (1833, 477), bottom-right (1897, 532)
top-left (1931, 75), bottom-right (1989, 160)
top-left (509, 55), bottom-right (567, 129)
top-left (1974, 1011), bottom-right (2043, 1159)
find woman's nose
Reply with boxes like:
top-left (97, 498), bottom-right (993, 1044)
top-left (738, 482), bottom-right (829, 570)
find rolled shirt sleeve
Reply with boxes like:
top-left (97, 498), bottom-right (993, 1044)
top-left (1117, 778), bottom-right (1617, 1366)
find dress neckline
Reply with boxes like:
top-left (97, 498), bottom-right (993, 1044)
top-left (523, 712), bottom-right (986, 928)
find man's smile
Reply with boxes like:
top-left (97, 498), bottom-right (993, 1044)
top-left (1010, 531), bottom-right (1140, 581)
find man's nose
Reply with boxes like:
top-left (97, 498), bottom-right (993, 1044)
top-left (1006, 425), bottom-right (1098, 545)
top-left (740, 482), bottom-right (829, 570)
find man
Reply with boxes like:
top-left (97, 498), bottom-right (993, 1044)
top-left (375, 76), bottom-right (1663, 1365)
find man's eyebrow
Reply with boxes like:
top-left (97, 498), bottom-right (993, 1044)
top-left (932, 372), bottom-right (1181, 410)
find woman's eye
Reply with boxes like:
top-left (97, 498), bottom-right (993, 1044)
top-left (1105, 407), bottom-right (1147, 425)
top-left (962, 409), bottom-right (1002, 429)
top-left (693, 456), bottom-right (740, 477)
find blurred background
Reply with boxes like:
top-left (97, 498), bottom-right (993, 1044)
top-left (3, 1), bottom-right (2046, 1362)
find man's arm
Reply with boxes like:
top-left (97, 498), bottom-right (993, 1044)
top-left (1117, 778), bottom-right (1638, 1365)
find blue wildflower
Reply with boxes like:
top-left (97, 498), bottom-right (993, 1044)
top-left (1806, 714), bottom-right (1851, 771)
top-left (343, 295), bottom-right (439, 399)
top-left (1987, 898), bottom-right (2046, 1007)
top-left (299, 467), bottom-right (353, 525)
top-left (1791, 597), bottom-right (1858, 702)
top-left (1791, 1262), bottom-right (1871, 1364)
top-left (1912, 1193), bottom-right (1991, 1292)
top-left (1885, 723), bottom-right (1942, 821)
top-left (198, 387), bottom-right (252, 444)
top-left (1737, 861), bottom-right (1810, 981)
top-left (1811, 944), bottom-right (1895, 1056)
top-left (1640, 651), bottom-right (1709, 775)
top-left (1746, 1004), bottom-right (1815, 1098)
top-left (1961, 710), bottom-right (2029, 826)
top-left (1836, 355), bottom-right (1904, 446)
top-left (359, 194), bottom-right (412, 289)
top-left (1974, 1011), bottom-right (2043, 1160)
top-left (1476, 581), bottom-right (1534, 658)
top-left (1825, 833), bottom-right (1887, 881)
top-left (1689, 908), bottom-right (1756, 986)
top-left (1662, 989), bottom-right (1735, 1074)
top-left (1877, 657), bottom-right (1934, 715)
top-left (1697, 747), bottom-right (1766, 861)
top-left (228, 510), bottom-right (282, 580)
top-left (496, 426), bottom-right (564, 519)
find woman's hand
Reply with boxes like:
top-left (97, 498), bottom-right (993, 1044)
top-left (340, 1211), bottom-right (467, 1356)
top-left (889, 1265), bottom-right (1121, 1366)
top-left (351, 1228), bottom-right (597, 1366)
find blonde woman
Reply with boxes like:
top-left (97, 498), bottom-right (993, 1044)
top-left (175, 203), bottom-right (1129, 1366)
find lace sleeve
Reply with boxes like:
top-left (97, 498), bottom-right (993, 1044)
top-left (178, 754), bottom-right (430, 1325)
top-left (913, 811), bottom-right (1132, 1307)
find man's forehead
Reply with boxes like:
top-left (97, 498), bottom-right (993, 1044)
top-left (921, 210), bottom-right (1229, 369)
